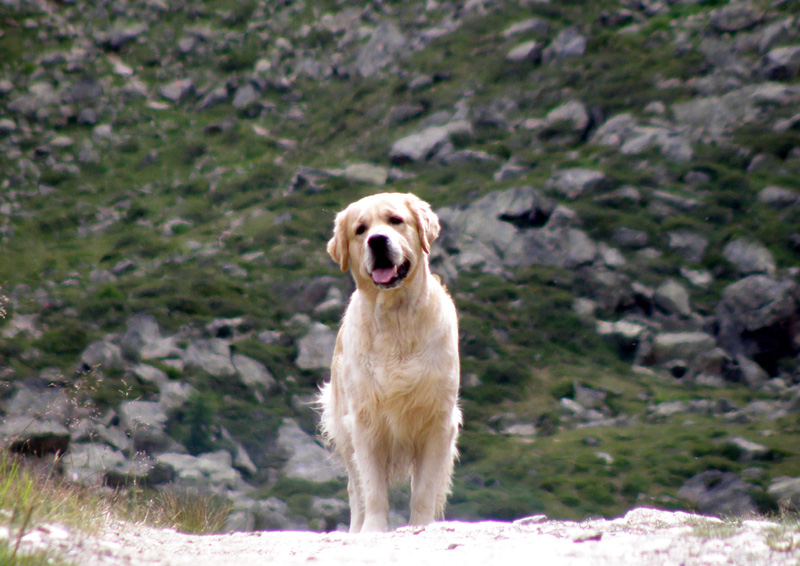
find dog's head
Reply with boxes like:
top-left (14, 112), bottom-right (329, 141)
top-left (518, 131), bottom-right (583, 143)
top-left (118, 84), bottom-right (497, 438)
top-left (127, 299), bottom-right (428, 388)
top-left (327, 192), bottom-right (440, 290)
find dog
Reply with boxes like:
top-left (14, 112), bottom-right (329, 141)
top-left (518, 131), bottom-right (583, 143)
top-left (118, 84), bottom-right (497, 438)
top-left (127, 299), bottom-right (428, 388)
top-left (319, 192), bottom-right (461, 533)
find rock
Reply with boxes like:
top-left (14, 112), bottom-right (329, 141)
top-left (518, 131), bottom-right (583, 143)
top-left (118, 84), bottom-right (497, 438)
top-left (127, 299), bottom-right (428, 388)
top-left (502, 18), bottom-right (548, 39)
top-left (310, 497), bottom-right (349, 530)
top-left (62, 443), bottom-right (127, 486)
top-left (733, 354), bottom-right (769, 389)
top-left (757, 185), bottom-right (800, 208)
top-left (81, 341), bottom-right (125, 371)
top-left (277, 419), bottom-right (344, 482)
top-left (119, 400), bottom-right (173, 453)
top-left (390, 121), bottom-right (472, 164)
top-left (197, 85), bottom-right (229, 110)
top-left (160, 79), bottom-right (195, 103)
top-left (542, 27), bottom-right (586, 63)
top-left (95, 23), bottom-right (148, 50)
top-left (727, 437), bottom-right (770, 461)
top-left (232, 83), bottom-right (260, 111)
top-left (651, 332), bottom-right (716, 365)
top-left (678, 471), bottom-right (758, 517)
top-left (104, 451), bottom-right (174, 487)
top-left (0, 118), bottom-right (17, 134)
top-left (343, 163), bottom-right (388, 185)
top-left (0, 416), bottom-right (70, 456)
top-left (506, 224), bottom-right (597, 270)
top-left (543, 100), bottom-right (590, 138)
top-left (647, 400), bottom-right (688, 420)
top-left (506, 40), bottom-right (542, 63)
top-left (767, 476), bottom-right (800, 511)
top-left (761, 45), bottom-right (800, 80)
top-left (596, 319), bottom-right (648, 358)
top-left (715, 275), bottom-right (799, 372)
top-left (295, 323), bottom-right (337, 371)
top-left (120, 314), bottom-right (181, 361)
top-left (5, 386), bottom-right (71, 422)
top-left (613, 227), bottom-right (648, 248)
top-left (232, 354), bottom-right (277, 393)
top-left (545, 168), bottom-right (610, 200)
top-left (667, 230), bottom-right (708, 263)
top-left (722, 238), bottom-right (776, 275)
top-left (354, 22), bottom-right (407, 78)
top-left (157, 450), bottom-right (246, 491)
top-left (709, 2), bottom-right (764, 33)
top-left (591, 113), bottom-right (693, 161)
top-left (251, 497), bottom-right (298, 531)
top-left (132, 364), bottom-right (169, 388)
top-left (183, 339), bottom-right (236, 377)
top-left (158, 381), bottom-right (197, 412)
top-left (492, 160), bottom-right (529, 182)
top-left (654, 279), bottom-right (691, 317)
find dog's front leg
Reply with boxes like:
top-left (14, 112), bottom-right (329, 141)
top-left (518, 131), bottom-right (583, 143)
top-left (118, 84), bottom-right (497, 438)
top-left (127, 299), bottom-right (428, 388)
top-left (409, 421), bottom-right (458, 526)
top-left (351, 425), bottom-right (390, 532)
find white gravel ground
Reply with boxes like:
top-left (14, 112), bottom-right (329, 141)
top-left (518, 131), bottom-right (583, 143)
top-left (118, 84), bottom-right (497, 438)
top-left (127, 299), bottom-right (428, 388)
top-left (12, 508), bottom-right (800, 566)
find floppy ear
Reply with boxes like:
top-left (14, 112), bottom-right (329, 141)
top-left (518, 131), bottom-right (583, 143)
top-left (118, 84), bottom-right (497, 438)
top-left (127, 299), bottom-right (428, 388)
top-left (327, 208), bottom-right (350, 272)
top-left (407, 193), bottom-right (440, 255)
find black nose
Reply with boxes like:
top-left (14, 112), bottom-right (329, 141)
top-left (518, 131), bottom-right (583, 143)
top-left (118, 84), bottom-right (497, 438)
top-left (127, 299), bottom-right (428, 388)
top-left (368, 234), bottom-right (389, 253)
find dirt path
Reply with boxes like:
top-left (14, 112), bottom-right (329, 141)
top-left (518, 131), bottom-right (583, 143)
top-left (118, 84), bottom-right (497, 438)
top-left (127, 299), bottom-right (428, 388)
top-left (18, 508), bottom-right (800, 566)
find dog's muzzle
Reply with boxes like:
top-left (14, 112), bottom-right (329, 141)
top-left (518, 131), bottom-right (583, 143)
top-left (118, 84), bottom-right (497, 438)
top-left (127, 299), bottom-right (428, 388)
top-left (368, 234), bottom-right (410, 289)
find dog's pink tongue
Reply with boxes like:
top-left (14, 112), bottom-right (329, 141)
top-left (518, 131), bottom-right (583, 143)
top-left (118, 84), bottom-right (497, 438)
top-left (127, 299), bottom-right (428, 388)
top-left (372, 266), bottom-right (397, 284)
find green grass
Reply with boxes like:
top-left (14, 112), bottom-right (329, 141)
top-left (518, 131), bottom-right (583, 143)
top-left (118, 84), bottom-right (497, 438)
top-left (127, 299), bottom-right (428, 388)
top-left (0, 449), bottom-right (232, 565)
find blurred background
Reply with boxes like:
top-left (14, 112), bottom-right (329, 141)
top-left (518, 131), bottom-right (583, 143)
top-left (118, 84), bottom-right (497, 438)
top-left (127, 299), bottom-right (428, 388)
top-left (1, 0), bottom-right (799, 532)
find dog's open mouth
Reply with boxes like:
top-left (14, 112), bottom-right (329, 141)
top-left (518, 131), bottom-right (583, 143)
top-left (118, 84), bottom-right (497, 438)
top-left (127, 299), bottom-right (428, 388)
top-left (371, 260), bottom-right (410, 288)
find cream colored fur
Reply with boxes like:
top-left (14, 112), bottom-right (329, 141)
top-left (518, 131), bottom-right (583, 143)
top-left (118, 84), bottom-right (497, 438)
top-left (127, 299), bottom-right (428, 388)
top-left (319, 192), bottom-right (461, 533)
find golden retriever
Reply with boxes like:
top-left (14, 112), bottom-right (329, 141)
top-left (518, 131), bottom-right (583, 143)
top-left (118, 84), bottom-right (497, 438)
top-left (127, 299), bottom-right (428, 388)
top-left (319, 192), bottom-right (461, 533)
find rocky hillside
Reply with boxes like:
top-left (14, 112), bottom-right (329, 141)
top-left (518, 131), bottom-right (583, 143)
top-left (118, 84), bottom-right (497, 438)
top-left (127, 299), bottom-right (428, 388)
top-left (1, 0), bottom-right (800, 531)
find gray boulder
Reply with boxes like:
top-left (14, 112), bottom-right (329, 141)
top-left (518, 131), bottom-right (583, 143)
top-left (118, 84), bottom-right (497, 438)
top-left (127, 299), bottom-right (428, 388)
top-left (545, 168), bottom-right (610, 200)
top-left (0, 416), bottom-right (70, 456)
top-left (119, 400), bottom-right (175, 453)
top-left (354, 23), bottom-right (407, 78)
top-left (183, 339), bottom-right (236, 377)
top-left (295, 323), bottom-right (337, 371)
top-left (767, 476), bottom-right (800, 511)
top-left (757, 185), bottom-right (799, 208)
top-left (501, 18), bottom-right (549, 38)
top-left (232, 83), bottom-right (260, 111)
top-left (591, 113), bottom-right (693, 162)
top-left (506, 224), bottom-right (597, 270)
top-left (506, 40), bottom-right (542, 63)
top-left (715, 275), bottom-right (799, 367)
top-left (81, 341), bottom-right (125, 371)
top-left (62, 443), bottom-right (127, 486)
top-left (543, 100), bottom-right (590, 138)
top-left (542, 27), bottom-right (586, 63)
top-left (654, 279), bottom-right (692, 317)
top-left (278, 419), bottom-right (344, 482)
top-left (761, 45), bottom-right (800, 80)
top-left (232, 354), bottom-right (277, 393)
top-left (160, 79), bottom-right (195, 103)
top-left (727, 437), bottom-right (770, 462)
top-left (709, 2), bottom-right (764, 33)
top-left (722, 238), bottom-right (776, 275)
top-left (667, 230), bottom-right (708, 263)
top-left (121, 314), bottom-right (181, 360)
top-left (156, 450), bottom-right (247, 492)
top-left (390, 121), bottom-right (472, 164)
top-left (651, 332), bottom-right (716, 365)
top-left (678, 471), bottom-right (758, 516)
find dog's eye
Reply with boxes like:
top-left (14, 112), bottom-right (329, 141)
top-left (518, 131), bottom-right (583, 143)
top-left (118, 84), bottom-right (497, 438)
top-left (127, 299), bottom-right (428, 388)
top-left (355, 224), bottom-right (367, 236)
top-left (389, 216), bottom-right (404, 225)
